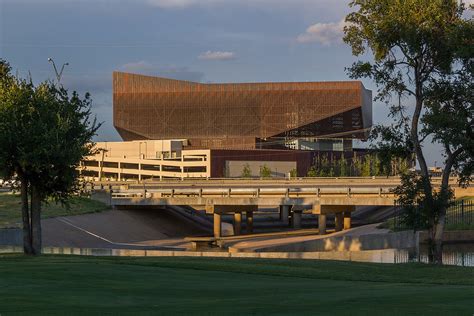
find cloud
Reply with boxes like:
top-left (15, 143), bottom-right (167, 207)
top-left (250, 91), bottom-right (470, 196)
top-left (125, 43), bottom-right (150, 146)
top-left (296, 20), bottom-right (346, 46)
top-left (198, 51), bottom-right (236, 61)
top-left (119, 61), bottom-right (205, 82)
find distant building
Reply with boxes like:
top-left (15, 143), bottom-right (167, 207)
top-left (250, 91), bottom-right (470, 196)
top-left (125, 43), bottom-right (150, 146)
top-left (81, 73), bottom-right (373, 180)
top-left (113, 72), bottom-right (372, 150)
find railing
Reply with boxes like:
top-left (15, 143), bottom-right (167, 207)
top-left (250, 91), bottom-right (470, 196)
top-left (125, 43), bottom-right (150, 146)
top-left (446, 199), bottom-right (473, 229)
top-left (85, 176), bottom-right (460, 186)
top-left (110, 186), bottom-right (396, 199)
top-left (393, 199), bottom-right (474, 231)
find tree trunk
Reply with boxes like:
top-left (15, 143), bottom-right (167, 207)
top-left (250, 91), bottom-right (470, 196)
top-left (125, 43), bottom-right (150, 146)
top-left (433, 211), bottom-right (446, 265)
top-left (20, 177), bottom-right (33, 255)
top-left (31, 185), bottom-right (42, 255)
top-left (427, 229), bottom-right (435, 264)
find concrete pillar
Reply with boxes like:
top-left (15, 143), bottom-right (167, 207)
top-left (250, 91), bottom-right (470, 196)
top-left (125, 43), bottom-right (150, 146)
top-left (233, 212), bottom-right (242, 236)
top-left (98, 161), bottom-right (102, 180)
top-left (246, 211), bottom-right (253, 234)
top-left (213, 213), bottom-right (222, 238)
top-left (292, 210), bottom-right (302, 229)
top-left (319, 214), bottom-right (327, 235)
top-left (335, 212), bottom-right (343, 232)
top-left (280, 205), bottom-right (290, 226)
top-left (344, 211), bottom-right (351, 230)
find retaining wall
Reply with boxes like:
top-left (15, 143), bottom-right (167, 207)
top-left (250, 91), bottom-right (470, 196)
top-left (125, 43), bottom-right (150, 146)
top-left (91, 190), bottom-right (112, 206)
top-left (251, 230), bottom-right (419, 253)
top-left (0, 246), bottom-right (398, 264)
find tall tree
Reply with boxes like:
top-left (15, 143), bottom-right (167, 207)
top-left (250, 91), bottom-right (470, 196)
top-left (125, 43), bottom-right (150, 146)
top-left (361, 156), bottom-right (372, 177)
top-left (344, 0), bottom-right (473, 263)
top-left (0, 60), bottom-right (100, 255)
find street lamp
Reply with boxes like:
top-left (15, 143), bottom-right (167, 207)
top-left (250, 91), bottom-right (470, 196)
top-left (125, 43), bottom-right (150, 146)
top-left (47, 57), bottom-right (69, 84)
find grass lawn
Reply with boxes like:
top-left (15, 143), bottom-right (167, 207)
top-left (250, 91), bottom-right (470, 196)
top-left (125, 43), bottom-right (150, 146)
top-left (0, 193), bottom-right (109, 228)
top-left (0, 255), bottom-right (472, 315)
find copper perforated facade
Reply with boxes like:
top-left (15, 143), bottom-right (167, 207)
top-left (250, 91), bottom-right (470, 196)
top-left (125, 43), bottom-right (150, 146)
top-left (113, 72), bottom-right (372, 149)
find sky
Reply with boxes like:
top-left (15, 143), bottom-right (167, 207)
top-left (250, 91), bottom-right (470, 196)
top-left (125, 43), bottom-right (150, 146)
top-left (1, 0), bottom-right (471, 167)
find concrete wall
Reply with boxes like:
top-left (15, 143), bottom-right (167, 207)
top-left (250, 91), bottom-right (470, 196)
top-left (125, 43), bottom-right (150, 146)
top-left (0, 229), bottom-right (22, 246)
top-left (94, 140), bottom-right (184, 160)
top-left (91, 190), bottom-right (112, 206)
top-left (0, 245), bottom-right (398, 264)
top-left (420, 230), bottom-right (474, 243)
top-left (252, 231), bottom-right (419, 253)
top-left (226, 161), bottom-right (296, 178)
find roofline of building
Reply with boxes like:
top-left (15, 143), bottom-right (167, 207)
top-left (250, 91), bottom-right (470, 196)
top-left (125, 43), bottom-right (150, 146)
top-left (113, 71), bottom-right (368, 90)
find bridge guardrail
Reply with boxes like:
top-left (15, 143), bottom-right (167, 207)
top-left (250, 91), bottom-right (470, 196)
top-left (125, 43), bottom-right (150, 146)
top-left (110, 186), bottom-right (398, 199)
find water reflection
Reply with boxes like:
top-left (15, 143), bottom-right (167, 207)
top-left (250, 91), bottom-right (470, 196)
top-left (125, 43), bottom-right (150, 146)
top-left (395, 243), bottom-right (474, 267)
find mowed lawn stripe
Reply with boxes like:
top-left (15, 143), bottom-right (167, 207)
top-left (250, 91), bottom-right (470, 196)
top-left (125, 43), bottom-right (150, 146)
top-left (0, 255), bottom-right (473, 315)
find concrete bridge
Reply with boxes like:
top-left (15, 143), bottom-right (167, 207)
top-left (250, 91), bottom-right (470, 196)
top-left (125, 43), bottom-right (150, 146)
top-left (90, 177), bottom-right (473, 238)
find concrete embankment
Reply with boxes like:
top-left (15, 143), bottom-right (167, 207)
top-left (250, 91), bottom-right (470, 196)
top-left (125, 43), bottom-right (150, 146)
top-left (0, 245), bottom-right (401, 264)
top-left (226, 228), bottom-right (474, 253)
top-left (0, 208), bottom-right (210, 249)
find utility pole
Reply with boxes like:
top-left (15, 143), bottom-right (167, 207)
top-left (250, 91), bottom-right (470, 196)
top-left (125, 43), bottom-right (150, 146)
top-left (48, 58), bottom-right (69, 84)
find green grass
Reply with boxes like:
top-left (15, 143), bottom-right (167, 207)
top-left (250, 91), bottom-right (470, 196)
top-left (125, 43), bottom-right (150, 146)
top-left (0, 193), bottom-right (109, 228)
top-left (0, 255), bottom-right (472, 315)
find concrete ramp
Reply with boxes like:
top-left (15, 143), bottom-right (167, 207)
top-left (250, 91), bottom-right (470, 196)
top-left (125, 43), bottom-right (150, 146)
top-left (42, 208), bottom-right (210, 250)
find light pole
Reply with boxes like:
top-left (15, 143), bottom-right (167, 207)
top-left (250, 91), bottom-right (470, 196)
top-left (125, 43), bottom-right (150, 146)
top-left (47, 57), bottom-right (69, 84)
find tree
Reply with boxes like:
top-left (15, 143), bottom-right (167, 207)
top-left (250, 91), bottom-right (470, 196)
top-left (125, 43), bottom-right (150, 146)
top-left (259, 164), bottom-right (272, 178)
top-left (344, 0), bottom-right (473, 263)
top-left (241, 163), bottom-right (252, 178)
top-left (289, 168), bottom-right (297, 178)
top-left (338, 157), bottom-right (348, 177)
top-left (0, 60), bottom-right (100, 255)
top-left (352, 155), bottom-right (363, 177)
top-left (318, 154), bottom-right (330, 177)
top-left (306, 166), bottom-right (317, 177)
top-left (371, 154), bottom-right (381, 176)
top-left (361, 155), bottom-right (372, 177)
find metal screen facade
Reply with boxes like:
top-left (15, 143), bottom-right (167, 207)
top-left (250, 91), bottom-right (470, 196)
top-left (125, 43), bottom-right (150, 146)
top-left (113, 72), bottom-right (372, 149)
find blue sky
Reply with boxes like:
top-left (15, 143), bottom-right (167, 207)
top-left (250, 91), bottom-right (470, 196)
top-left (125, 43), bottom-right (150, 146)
top-left (2, 0), bottom-right (469, 166)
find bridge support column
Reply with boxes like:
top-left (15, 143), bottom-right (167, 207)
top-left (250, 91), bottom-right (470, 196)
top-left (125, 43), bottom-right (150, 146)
top-left (335, 212), bottom-right (343, 232)
top-left (246, 211), bottom-right (253, 234)
top-left (280, 205), bottom-right (290, 226)
top-left (213, 213), bottom-right (222, 238)
top-left (233, 212), bottom-right (242, 236)
top-left (344, 212), bottom-right (351, 230)
top-left (319, 214), bottom-right (327, 235)
top-left (292, 210), bottom-right (302, 229)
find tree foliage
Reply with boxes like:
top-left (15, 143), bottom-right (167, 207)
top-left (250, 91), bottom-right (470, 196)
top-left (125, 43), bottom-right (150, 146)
top-left (289, 168), bottom-right (297, 178)
top-left (344, 0), bottom-right (473, 263)
top-left (259, 164), bottom-right (272, 178)
top-left (0, 59), bottom-right (100, 254)
top-left (241, 163), bottom-right (252, 178)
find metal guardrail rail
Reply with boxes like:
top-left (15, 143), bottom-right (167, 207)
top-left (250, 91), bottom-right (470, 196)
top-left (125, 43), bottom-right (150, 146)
top-left (87, 176), bottom-right (460, 188)
top-left (110, 186), bottom-right (395, 199)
